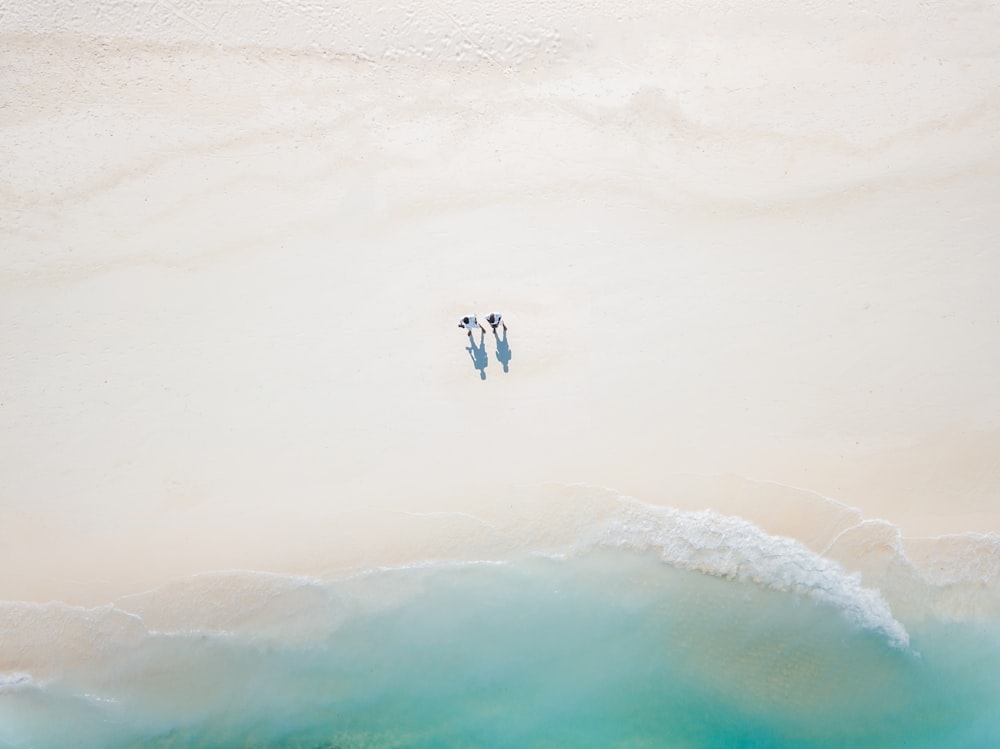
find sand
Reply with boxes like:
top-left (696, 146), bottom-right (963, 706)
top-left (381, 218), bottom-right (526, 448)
top-left (2, 0), bottom-right (1000, 606)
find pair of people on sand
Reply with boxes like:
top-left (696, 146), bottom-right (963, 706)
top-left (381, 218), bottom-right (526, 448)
top-left (461, 313), bottom-right (511, 379)
top-left (458, 312), bottom-right (506, 337)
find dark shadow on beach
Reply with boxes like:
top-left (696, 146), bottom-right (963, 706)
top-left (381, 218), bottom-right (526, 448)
top-left (466, 331), bottom-right (489, 380)
top-left (494, 329), bottom-right (512, 373)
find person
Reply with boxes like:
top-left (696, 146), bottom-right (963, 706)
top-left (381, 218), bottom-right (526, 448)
top-left (458, 315), bottom-right (486, 337)
top-left (485, 312), bottom-right (507, 332)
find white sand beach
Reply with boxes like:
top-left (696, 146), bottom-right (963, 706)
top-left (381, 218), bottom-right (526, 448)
top-left (2, 0), bottom-right (1000, 612)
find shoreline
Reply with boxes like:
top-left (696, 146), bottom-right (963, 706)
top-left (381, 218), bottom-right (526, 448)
top-left (2, 466), bottom-right (998, 607)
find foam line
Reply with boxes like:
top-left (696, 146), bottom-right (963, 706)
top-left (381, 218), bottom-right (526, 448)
top-left (594, 496), bottom-right (912, 649)
top-left (0, 673), bottom-right (36, 692)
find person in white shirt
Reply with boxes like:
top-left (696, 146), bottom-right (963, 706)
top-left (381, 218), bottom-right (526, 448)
top-left (458, 315), bottom-right (486, 337)
top-left (485, 312), bottom-right (507, 332)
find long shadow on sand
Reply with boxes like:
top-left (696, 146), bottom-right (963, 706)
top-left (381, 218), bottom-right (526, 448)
top-left (493, 329), bottom-right (512, 373)
top-left (466, 331), bottom-right (489, 380)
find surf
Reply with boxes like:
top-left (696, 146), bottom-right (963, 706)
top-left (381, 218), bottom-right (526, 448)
top-left (3, 490), bottom-right (998, 748)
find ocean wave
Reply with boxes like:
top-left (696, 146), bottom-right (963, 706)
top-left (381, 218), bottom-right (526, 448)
top-left (532, 481), bottom-right (999, 626)
top-left (580, 496), bottom-right (911, 649)
top-left (129, 489), bottom-right (914, 648)
top-left (5, 487), bottom-right (1000, 749)
top-left (6, 482), bottom-right (998, 673)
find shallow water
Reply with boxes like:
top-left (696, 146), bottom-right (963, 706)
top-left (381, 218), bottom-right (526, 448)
top-left (3, 549), bottom-right (998, 748)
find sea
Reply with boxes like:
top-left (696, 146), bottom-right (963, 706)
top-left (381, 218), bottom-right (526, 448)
top-left (3, 492), bottom-right (998, 749)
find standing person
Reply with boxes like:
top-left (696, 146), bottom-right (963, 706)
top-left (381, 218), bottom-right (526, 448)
top-left (458, 315), bottom-right (486, 337)
top-left (485, 312), bottom-right (507, 333)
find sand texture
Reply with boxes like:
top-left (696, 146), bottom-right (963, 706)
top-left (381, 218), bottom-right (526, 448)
top-left (2, 0), bottom-right (1000, 605)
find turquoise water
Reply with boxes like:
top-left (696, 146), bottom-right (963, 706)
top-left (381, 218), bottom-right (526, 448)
top-left (2, 550), bottom-right (998, 748)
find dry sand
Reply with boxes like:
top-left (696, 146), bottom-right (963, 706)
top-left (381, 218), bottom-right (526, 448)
top-left (2, 0), bottom-right (999, 605)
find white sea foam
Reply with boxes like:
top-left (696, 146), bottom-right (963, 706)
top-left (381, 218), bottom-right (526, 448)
top-left (536, 481), bottom-right (998, 626)
top-left (0, 672), bottom-right (37, 692)
top-left (581, 496), bottom-right (912, 649)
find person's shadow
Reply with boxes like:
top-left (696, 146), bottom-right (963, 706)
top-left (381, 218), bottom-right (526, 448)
top-left (494, 329), bottom-right (512, 373)
top-left (466, 331), bottom-right (489, 380)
